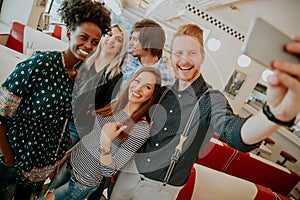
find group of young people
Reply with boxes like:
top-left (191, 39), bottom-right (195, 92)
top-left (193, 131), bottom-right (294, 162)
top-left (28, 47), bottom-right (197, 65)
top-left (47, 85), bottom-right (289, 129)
top-left (1, 0), bottom-right (300, 199)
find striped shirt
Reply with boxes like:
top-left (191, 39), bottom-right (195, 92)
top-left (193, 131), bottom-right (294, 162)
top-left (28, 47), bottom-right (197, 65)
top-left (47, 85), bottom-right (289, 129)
top-left (70, 110), bottom-right (150, 187)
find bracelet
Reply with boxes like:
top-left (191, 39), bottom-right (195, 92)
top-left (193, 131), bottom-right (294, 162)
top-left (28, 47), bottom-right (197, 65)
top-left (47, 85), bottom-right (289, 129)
top-left (99, 147), bottom-right (111, 156)
top-left (263, 105), bottom-right (295, 127)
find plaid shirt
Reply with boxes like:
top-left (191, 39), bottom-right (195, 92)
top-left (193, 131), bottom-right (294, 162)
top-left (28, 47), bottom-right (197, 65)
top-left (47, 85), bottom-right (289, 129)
top-left (120, 56), bottom-right (175, 92)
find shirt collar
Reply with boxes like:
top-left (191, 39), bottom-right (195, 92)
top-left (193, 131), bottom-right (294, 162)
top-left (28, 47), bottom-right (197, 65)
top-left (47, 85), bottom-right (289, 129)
top-left (172, 74), bottom-right (210, 98)
top-left (133, 56), bottom-right (162, 68)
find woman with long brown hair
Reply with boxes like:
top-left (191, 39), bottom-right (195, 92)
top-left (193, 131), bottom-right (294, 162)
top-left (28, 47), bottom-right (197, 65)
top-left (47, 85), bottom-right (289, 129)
top-left (43, 67), bottom-right (162, 200)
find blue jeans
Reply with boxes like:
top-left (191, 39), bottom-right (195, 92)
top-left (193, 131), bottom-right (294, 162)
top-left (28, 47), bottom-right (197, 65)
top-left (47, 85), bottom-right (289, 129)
top-left (45, 121), bottom-right (79, 192)
top-left (46, 161), bottom-right (71, 192)
top-left (68, 119), bottom-right (80, 148)
top-left (0, 157), bottom-right (17, 200)
top-left (51, 177), bottom-right (98, 200)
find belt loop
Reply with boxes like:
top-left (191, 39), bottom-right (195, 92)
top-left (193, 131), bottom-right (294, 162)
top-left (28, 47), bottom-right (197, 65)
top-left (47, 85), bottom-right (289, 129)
top-left (140, 174), bottom-right (145, 182)
top-left (160, 179), bottom-right (168, 191)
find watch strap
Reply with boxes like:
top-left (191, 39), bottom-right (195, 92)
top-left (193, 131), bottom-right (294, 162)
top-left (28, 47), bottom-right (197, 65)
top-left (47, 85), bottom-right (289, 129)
top-left (263, 105), bottom-right (295, 127)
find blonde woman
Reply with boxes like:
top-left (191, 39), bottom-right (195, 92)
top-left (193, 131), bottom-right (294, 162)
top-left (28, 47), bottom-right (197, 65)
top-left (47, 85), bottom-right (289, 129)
top-left (72, 24), bottom-right (130, 145)
top-left (45, 24), bottom-right (130, 194)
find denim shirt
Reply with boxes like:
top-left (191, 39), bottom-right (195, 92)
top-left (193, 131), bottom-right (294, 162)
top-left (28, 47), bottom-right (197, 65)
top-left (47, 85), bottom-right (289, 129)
top-left (120, 56), bottom-right (175, 92)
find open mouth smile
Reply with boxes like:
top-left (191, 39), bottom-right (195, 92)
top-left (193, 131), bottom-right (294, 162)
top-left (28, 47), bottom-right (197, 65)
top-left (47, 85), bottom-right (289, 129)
top-left (178, 66), bottom-right (193, 71)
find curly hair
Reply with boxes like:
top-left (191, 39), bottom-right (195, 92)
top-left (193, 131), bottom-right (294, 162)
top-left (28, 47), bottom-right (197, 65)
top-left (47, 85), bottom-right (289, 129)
top-left (58, 0), bottom-right (111, 35)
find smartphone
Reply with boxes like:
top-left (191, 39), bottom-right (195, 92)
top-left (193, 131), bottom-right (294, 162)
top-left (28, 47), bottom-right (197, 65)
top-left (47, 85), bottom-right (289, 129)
top-left (241, 17), bottom-right (299, 69)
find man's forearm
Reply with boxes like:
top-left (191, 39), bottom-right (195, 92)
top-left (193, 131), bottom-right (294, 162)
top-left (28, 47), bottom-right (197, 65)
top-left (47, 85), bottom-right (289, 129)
top-left (240, 110), bottom-right (280, 145)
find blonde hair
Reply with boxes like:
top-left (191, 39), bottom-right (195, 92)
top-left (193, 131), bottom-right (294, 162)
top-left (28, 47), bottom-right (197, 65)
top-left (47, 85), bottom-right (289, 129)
top-left (84, 24), bottom-right (129, 79)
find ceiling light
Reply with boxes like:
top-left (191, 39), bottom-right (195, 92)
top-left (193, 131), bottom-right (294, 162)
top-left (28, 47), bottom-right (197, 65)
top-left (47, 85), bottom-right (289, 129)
top-left (207, 37), bottom-right (221, 52)
top-left (237, 55), bottom-right (251, 67)
top-left (133, 0), bottom-right (147, 9)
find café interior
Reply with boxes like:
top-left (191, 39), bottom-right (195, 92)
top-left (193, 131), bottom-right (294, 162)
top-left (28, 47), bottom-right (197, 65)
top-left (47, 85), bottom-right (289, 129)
top-left (0, 0), bottom-right (299, 199)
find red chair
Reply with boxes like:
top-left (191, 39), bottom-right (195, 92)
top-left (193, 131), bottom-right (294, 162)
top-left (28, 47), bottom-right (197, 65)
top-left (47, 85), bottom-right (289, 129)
top-left (6, 22), bottom-right (25, 53)
top-left (276, 150), bottom-right (297, 167)
top-left (176, 166), bottom-right (196, 200)
top-left (255, 184), bottom-right (290, 200)
top-left (177, 164), bottom-right (291, 200)
top-left (51, 25), bottom-right (62, 40)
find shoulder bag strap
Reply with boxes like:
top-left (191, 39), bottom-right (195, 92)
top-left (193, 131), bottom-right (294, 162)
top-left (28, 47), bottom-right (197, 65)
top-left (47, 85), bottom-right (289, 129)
top-left (162, 88), bottom-right (211, 186)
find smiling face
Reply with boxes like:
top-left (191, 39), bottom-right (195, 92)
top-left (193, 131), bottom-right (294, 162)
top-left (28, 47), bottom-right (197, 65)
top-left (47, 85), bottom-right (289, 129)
top-left (129, 31), bottom-right (147, 57)
top-left (128, 71), bottom-right (156, 105)
top-left (171, 35), bottom-right (204, 84)
top-left (102, 26), bottom-right (124, 56)
top-left (68, 21), bottom-right (102, 61)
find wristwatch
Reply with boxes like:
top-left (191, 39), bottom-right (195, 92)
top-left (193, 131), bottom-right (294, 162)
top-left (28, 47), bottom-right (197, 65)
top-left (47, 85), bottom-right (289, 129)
top-left (99, 147), bottom-right (111, 156)
top-left (263, 105), bottom-right (295, 127)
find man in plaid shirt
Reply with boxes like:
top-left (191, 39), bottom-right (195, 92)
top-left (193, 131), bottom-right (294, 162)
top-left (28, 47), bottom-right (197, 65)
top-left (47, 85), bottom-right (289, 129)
top-left (120, 19), bottom-right (175, 91)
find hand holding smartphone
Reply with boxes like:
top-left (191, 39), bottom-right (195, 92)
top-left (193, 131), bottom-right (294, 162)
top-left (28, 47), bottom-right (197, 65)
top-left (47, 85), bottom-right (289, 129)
top-left (241, 17), bottom-right (299, 69)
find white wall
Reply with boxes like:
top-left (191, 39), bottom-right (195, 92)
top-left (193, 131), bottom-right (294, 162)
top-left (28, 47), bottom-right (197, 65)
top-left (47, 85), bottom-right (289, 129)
top-left (201, 27), bottom-right (265, 113)
top-left (0, 0), bottom-right (46, 29)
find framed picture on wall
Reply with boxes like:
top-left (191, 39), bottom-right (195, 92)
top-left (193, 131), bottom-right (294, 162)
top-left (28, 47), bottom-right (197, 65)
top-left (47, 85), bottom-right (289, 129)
top-left (224, 70), bottom-right (247, 99)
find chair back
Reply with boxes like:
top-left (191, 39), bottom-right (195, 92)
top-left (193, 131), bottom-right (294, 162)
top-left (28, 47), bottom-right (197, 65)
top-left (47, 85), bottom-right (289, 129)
top-left (52, 25), bottom-right (62, 40)
top-left (6, 22), bottom-right (25, 53)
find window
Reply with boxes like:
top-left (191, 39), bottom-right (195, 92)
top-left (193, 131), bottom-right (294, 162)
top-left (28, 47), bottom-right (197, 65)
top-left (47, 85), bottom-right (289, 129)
top-left (46, 0), bottom-right (64, 25)
top-left (45, 0), bottom-right (134, 29)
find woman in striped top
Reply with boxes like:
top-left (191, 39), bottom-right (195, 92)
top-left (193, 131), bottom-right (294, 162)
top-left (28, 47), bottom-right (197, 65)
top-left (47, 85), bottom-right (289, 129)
top-left (43, 67), bottom-right (162, 200)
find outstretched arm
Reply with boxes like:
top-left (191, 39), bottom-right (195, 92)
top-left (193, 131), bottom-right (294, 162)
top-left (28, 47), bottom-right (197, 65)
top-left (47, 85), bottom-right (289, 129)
top-left (241, 35), bottom-right (300, 144)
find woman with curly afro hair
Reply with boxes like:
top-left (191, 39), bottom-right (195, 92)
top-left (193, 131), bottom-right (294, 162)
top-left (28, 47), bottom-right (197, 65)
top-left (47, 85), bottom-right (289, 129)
top-left (0, 0), bottom-right (111, 200)
top-left (58, 0), bottom-right (111, 62)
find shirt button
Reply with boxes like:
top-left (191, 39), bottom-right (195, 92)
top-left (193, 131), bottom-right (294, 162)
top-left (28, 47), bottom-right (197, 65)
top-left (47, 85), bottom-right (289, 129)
top-left (155, 143), bottom-right (159, 147)
top-left (164, 127), bottom-right (167, 131)
top-left (170, 110), bottom-right (173, 113)
top-left (147, 158), bottom-right (151, 162)
top-left (178, 94), bottom-right (181, 98)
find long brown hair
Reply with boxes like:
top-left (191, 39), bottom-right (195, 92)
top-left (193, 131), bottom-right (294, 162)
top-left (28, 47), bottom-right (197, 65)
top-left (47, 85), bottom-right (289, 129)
top-left (95, 67), bottom-right (162, 140)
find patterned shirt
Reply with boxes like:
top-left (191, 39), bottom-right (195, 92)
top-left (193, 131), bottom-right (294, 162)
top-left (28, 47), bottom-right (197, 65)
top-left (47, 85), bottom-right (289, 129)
top-left (0, 51), bottom-right (72, 178)
top-left (70, 110), bottom-right (150, 187)
top-left (135, 75), bottom-right (260, 186)
top-left (120, 56), bottom-right (175, 92)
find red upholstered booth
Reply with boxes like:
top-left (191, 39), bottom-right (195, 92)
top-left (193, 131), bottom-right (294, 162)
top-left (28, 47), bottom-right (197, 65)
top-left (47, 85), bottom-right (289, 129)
top-left (254, 185), bottom-right (291, 200)
top-left (197, 138), bottom-right (237, 171)
top-left (176, 166), bottom-right (196, 200)
top-left (176, 164), bottom-right (291, 200)
top-left (196, 139), bottom-right (300, 196)
top-left (51, 25), bottom-right (68, 42)
top-left (6, 21), bottom-right (25, 53)
top-left (222, 152), bottom-right (300, 196)
top-left (52, 25), bottom-right (62, 40)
